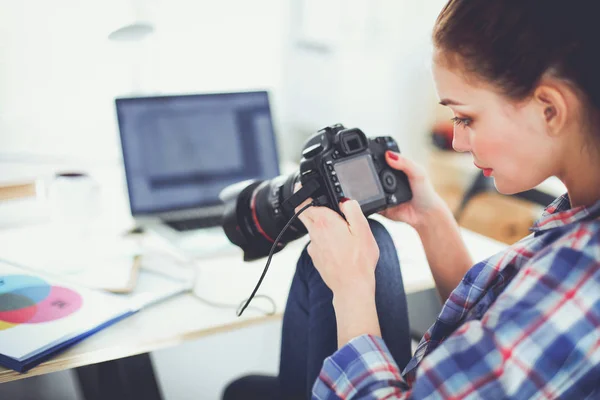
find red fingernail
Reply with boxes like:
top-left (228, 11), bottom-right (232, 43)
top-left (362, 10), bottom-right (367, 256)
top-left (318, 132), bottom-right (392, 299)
top-left (387, 151), bottom-right (399, 161)
top-left (340, 197), bottom-right (350, 203)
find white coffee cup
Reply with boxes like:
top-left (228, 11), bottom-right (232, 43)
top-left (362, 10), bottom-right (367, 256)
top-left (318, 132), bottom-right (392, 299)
top-left (47, 172), bottom-right (101, 236)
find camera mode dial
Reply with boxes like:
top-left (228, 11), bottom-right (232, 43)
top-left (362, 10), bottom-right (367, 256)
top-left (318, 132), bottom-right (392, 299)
top-left (302, 143), bottom-right (324, 159)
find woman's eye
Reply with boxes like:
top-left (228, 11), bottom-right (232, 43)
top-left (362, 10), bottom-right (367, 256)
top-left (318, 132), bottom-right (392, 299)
top-left (450, 117), bottom-right (472, 127)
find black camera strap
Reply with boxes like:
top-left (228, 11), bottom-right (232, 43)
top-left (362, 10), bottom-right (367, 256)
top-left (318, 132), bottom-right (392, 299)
top-left (238, 180), bottom-right (321, 317)
top-left (237, 201), bottom-right (315, 317)
top-left (282, 179), bottom-right (320, 215)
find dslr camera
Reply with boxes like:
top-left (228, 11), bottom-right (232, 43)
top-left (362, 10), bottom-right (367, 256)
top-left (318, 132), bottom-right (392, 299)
top-left (220, 123), bottom-right (412, 261)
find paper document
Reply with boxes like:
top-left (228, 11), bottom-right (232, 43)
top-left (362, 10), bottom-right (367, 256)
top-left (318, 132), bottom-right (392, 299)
top-left (0, 261), bottom-right (133, 366)
top-left (0, 225), bottom-right (140, 292)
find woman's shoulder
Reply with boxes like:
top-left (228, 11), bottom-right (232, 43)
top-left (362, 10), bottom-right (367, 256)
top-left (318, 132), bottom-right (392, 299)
top-left (484, 220), bottom-right (600, 328)
top-left (500, 219), bottom-right (600, 300)
top-left (536, 219), bottom-right (600, 262)
top-left (489, 219), bottom-right (600, 298)
top-left (459, 219), bottom-right (600, 303)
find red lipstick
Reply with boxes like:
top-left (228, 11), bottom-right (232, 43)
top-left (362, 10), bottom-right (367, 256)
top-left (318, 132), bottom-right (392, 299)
top-left (474, 162), bottom-right (493, 177)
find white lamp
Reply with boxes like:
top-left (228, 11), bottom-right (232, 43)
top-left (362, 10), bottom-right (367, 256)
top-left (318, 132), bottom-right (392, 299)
top-left (107, 0), bottom-right (155, 43)
top-left (108, 22), bottom-right (154, 42)
top-left (107, 0), bottom-right (156, 95)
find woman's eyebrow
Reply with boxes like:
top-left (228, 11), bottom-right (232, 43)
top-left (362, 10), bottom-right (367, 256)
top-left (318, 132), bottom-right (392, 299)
top-left (439, 99), bottom-right (465, 106)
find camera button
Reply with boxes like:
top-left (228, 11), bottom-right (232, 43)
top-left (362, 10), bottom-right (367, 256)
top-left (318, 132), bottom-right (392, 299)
top-left (335, 186), bottom-right (342, 193)
top-left (327, 164), bottom-right (334, 171)
top-left (331, 175), bottom-right (338, 182)
top-left (381, 170), bottom-right (398, 193)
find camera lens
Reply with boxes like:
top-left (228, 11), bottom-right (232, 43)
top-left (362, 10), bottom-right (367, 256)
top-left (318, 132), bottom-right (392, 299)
top-left (220, 172), bottom-right (307, 261)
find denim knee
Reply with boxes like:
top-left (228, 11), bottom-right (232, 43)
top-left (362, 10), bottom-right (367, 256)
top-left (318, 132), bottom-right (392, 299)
top-left (367, 218), bottom-right (396, 253)
top-left (368, 219), bottom-right (402, 280)
top-left (296, 243), bottom-right (317, 282)
top-left (296, 218), bottom-right (398, 278)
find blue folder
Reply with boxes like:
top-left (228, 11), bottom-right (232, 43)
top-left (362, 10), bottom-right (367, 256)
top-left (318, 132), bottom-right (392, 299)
top-left (0, 262), bottom-right (190, 374)
top-left (0, 311), bottom-right (135, 373)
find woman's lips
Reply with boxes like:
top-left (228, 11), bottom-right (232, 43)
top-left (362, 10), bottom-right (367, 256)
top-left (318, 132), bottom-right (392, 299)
top-left (474, 162), bottom-right (493, 177)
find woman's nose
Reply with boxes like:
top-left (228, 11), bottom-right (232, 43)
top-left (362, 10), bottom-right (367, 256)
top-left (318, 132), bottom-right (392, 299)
top-left (452, 129), bottom-right (471, 153)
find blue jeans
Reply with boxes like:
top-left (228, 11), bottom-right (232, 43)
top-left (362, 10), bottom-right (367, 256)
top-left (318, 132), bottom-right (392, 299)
top-left (223, 219), bottom-right (412, 400)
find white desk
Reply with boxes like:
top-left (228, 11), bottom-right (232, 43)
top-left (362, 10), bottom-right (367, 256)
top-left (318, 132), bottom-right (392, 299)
top-left (0, 214), bottom-right (506, 384)
top-left (0, 161), bottom-right (507, 393)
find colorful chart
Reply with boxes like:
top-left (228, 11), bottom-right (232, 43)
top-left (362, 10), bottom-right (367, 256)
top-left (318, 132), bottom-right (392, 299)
top-left (0, 275), bottom-right (82, 331)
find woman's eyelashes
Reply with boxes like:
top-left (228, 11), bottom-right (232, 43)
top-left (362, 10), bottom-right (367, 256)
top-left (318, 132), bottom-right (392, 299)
top-left (450, 116), bottom-right (473, 127)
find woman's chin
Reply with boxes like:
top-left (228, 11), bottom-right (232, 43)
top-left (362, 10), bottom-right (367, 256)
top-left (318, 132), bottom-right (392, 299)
top-left (493, 177), bottom-right (534, 196)
top-left (492, 176), bottom-right (512, 195)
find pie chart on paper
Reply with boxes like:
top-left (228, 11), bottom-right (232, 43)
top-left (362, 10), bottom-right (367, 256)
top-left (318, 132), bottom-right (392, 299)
top-left (0, 275), bottom-right (83, 331)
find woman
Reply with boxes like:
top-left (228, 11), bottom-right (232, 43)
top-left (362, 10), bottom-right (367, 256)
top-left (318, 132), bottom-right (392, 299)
top-left (224, 0), bottom-right (600, 398)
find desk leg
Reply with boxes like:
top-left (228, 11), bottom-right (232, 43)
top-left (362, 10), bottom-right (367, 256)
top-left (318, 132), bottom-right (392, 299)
top-left (75, 353), bottom-right (163, 400)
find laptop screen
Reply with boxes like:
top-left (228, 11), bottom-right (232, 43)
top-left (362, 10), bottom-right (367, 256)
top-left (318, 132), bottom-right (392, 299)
top-left (115, 91), bottom-right (280, 215)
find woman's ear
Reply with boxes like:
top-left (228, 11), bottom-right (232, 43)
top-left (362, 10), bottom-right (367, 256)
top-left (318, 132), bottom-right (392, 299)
top-left (532, 79), bottom-right (569, 137)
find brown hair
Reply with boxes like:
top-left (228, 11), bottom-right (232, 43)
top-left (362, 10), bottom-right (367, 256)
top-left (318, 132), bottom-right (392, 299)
top-left (433, 0), bottom-right (600, 111)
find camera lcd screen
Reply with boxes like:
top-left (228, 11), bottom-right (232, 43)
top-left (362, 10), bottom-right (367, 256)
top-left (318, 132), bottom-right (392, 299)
top-left (335, 155), bottom-right (384, 205)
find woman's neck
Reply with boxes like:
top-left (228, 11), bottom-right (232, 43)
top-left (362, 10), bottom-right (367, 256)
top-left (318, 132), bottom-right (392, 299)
top-left (558, 144), bottom-right (600, 208)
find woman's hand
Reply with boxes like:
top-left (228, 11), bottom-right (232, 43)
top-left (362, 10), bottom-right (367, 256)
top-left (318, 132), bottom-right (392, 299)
top-left (379, 151), bottom-right (448, 229)
top-left (296, 198), bottom-right (379, 296)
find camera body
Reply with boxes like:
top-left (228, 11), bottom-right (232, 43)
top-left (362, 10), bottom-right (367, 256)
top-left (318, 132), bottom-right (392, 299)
top-left (220, 123), bottom-right (412, 261)
top-left (289, 124), bottom-right (412, 216)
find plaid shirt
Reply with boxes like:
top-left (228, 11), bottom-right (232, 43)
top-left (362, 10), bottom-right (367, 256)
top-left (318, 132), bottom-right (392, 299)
top-left (314, 194), bottom-right (600, 399)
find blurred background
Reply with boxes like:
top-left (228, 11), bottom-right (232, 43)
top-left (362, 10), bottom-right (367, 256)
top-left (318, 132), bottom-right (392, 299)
top-left (0, 1), bottom-right (564, 399)
top-left (0, 0), bottom-right (446, 166)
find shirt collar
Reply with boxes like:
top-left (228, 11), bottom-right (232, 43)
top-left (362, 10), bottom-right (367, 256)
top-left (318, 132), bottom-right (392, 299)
top-left (530, 193), bottom-right (600, 232)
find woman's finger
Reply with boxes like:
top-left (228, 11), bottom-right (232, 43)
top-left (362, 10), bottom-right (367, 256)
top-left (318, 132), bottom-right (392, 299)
top-left (385, 151), bottom-right (423, 181)
top-left (296, 197), bottom-right (314, 228)
top-left (339, 199), bottom-right (370, 235)
top-left (305, 206), bottom-right (349, 242)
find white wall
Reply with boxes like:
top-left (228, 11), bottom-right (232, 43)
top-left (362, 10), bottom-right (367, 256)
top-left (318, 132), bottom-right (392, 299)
top-left (0, 0), bottom-right (287, 163)
top-left (0, 1), bottom-right (123, 161)
top-left (280, 0), bottom-right (448, 162)
top-left (0, 0), bottom-right (448, 165)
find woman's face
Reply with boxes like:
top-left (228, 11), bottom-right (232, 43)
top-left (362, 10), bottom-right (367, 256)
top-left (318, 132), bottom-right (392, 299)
top-left (431, 55), bottom-right (560, 195)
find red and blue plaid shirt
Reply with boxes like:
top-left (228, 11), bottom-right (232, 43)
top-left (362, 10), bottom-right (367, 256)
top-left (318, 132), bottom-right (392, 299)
top-left (314, 194), bottom-right (600, 399)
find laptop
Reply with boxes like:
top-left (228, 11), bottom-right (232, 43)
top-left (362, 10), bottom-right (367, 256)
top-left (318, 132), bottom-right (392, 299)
top-left (115, 91), bottom-right (281, 258)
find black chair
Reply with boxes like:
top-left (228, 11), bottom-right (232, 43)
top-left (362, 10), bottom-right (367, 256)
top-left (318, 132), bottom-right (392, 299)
top-left (454, 172), bottom-right (557, 221)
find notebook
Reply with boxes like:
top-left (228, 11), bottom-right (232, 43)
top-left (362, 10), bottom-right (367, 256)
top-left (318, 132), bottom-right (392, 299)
top-left (0, 261), bottom-right (190, 372)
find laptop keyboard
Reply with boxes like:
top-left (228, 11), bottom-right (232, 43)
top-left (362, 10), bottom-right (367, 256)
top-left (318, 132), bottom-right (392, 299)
top-left (165, 215), bottom-right (223, 232)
